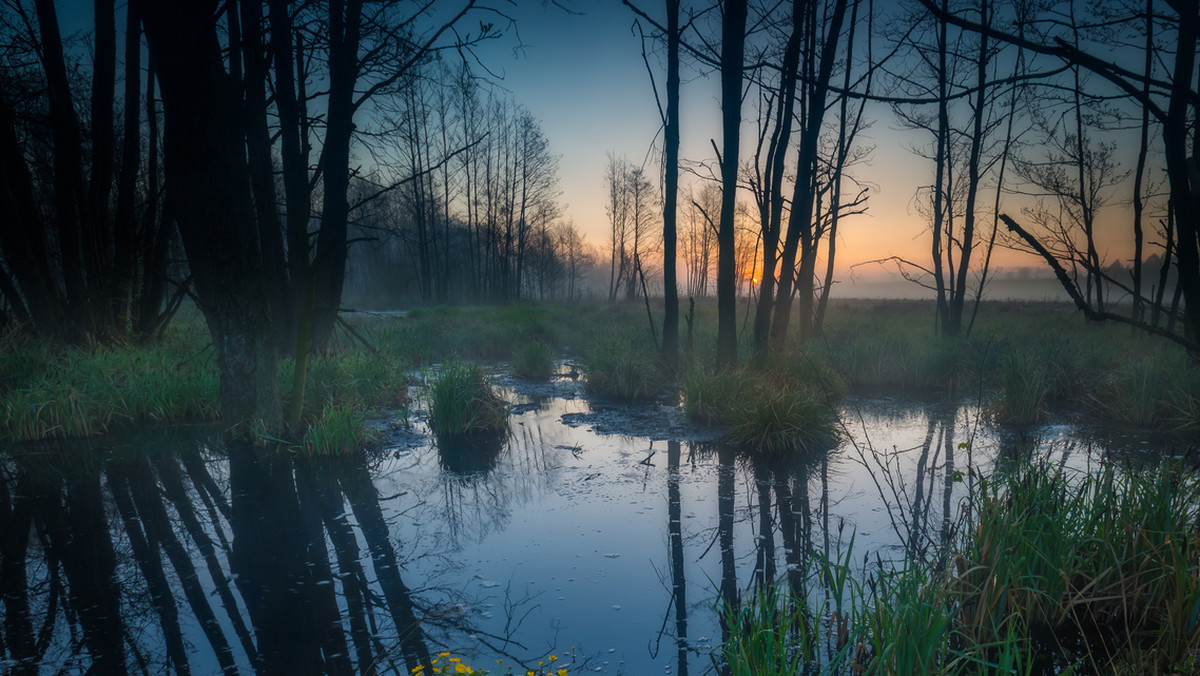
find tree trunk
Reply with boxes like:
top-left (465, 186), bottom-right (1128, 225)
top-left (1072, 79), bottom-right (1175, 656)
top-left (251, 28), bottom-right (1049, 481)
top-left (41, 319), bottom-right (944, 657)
top-left (240, 0), bottom-right (291, 340)
top-left (1162, 14), bottom-right (1200, 348)
top-left (771, 0), bottom-right (849, 347)
top-left (662, 0), bottom-right (681, 371)
top-left (752, 0), bottom-right (803, 360)
top-left (311, 0), bottom-right (363, 352)
top-left (112, 2), bottom-right (141, 330)
top-left (89, 0), bottom-right (117, 332)
top-left (138, 0), bottom-right (281, 430)
top-left (0, 93), bottom-right (67, 335)
top-left (33, 0), bottom-right (87, 317)
top-left (947, 0), bottom-right (989, 336)
top-left (716, 0), bottom-right (748, 369)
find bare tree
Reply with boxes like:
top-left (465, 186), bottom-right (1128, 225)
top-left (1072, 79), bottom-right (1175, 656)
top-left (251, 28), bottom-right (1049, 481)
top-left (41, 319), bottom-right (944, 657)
top-left (922, 0), bottom-right (1200, 354)
top-left (768, 0), bottom-right (852, 347)
top-left (683, 183), bottom-right (720, 298)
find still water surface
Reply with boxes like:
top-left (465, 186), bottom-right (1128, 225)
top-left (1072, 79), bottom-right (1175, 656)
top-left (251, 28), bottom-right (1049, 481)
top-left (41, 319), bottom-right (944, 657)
top-left (1, 369), bottom-right (1189, 674)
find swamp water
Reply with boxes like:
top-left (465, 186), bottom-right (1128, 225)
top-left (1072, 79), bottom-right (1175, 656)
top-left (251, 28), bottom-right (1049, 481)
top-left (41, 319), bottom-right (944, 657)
top-left (1, 368), bottom-right (1192, 675)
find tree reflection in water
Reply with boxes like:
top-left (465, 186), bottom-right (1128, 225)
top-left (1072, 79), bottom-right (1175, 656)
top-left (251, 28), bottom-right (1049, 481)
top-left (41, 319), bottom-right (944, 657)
top-left (666, 441), bottom-right (688, 676)
top-left (0, 395), bottom-right (1141, 674)
top-left (0, 432), bottom-right (439, 674)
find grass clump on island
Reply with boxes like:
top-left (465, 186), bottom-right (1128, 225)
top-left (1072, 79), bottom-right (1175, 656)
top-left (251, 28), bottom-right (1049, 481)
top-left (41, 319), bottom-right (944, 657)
top-left (427, 363), bottom-right (509, 439)
top-left (720, 458), bottom-right (1200, 674)
top-left (682, 349), bottom-right (843, 454)
top-left (513, 340), bottom-right (556, 380)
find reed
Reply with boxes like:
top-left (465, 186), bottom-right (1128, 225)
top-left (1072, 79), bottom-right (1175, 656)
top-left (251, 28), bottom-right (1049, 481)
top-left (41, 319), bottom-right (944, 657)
top-left (681, 367), bottom-right (753, 424)
top-left (2, 334), bottom-right (218, 441)
top-left (722, 583), bottom-right (815, 676)
top-left (719, 458), bottom-right (1200, 675)
top-left (957, 460), bottom-right (1200, 673)
top-left (993, 356), bottom-right (1049, 425)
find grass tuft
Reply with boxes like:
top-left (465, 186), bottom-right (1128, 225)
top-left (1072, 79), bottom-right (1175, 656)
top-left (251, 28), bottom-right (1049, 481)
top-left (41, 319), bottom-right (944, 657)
top-left (683, 364), bottom-right (840, 455)
top-left (301, 402), bottom-right (369, 455)
top-left (514, 340), bottom-right (555, 380)
top-left (993, 356), bottom-right (1050, 425)
top-left (719, 457), bottom-right (1200, 675)
top-left (722, 584), bottom-right (814, 676)
top-left (728, 380), bottom-right (840, 454)
top-left (427, 363), bottom-right (509, 439)
top-left (681, 367), bottom-right (754, 425)
top-left (585, 341), bottom-right (664, 401)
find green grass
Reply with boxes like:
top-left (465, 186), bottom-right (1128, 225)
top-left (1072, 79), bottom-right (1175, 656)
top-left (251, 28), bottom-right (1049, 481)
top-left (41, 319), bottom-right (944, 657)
top-left (426, 362), bottom-right (509, 438)
top-left (682, 367), bottom-right (754, 424)
top-left (301, 402), bottom-right (369, 455)
top-left (722, 583), bottom-right (816, 676)
top-left (819, 300), bottom-right (1200, 431)
top-left (728, 380), bottom-right (840, 454)
top-left (513, 340), bottom-right (555, 380)
top-left (993, 356), bottom-right (1050, 425)
top-left (5, 299), bottom-right (1198, 442)
top-left (585, 340), bottom-right (665, 401)
top-left (0, 309), bottom-right (410, 443)
top-left (1, 320), bottom-right (219, 440)
top-left (955, 460), bottom-right (1200, 673)
top-left (682, 348), bottom-right (841, 455)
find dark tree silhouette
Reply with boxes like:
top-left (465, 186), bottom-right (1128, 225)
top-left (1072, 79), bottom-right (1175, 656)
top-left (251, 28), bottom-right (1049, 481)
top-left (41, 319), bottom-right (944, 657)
top-left (138, 0), bottom-right (282, 428)
top-left (717, 0), bottom-right (748, 368)
top-left (0, 0), bottom-right (179, 342)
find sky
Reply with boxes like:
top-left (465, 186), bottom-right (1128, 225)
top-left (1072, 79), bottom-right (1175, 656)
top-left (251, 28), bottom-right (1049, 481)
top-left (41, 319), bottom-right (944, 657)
top-left (464, 0), bottom-right (1160, 281)
top-left (466, 0), bottom-right (1027, 277)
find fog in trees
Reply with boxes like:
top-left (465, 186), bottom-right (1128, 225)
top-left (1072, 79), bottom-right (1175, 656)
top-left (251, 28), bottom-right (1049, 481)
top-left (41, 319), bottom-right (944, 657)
top-left (342, 62), bottom-right (591, 308)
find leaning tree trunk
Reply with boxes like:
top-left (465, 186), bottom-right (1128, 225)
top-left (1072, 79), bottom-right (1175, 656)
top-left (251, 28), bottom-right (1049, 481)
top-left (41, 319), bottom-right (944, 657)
top-left (771, 0), bottom-right (849, 347)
